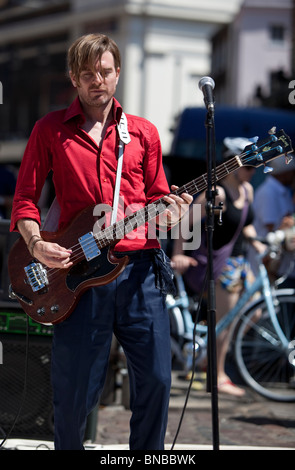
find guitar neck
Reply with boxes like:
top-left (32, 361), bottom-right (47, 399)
top-left (95, 155), bottom-right (242, 247)
top-left (172, 155), bottom-right (242, 198)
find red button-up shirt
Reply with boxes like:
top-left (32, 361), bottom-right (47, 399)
top-left (10, 97), bottom-right (170, 251)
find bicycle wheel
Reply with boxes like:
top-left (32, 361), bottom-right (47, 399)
top-left (234, 289), bottom-right (295, 402)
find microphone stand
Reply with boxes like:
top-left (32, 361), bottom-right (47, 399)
top-left (204, 106), bottom-right (220, 451)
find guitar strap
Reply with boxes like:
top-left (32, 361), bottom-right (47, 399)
top-left (111, 112), bottom-right (131, 224)
top-left (42, 112), bottom-right (131, 231)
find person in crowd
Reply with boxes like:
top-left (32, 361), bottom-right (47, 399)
top-left (10, 33), bottom-right (192, 450)
top-left (251, 156), bottom-right (295, 288)
top-left (171, 137), bottom-right (265, 397)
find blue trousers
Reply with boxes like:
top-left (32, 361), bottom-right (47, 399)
top-left (51, 251), bottom-right (171, 450)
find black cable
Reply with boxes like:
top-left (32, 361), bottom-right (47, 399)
top-left (0, 315), bottom-right (30, 449)
top-left (170, 269), bottom-right (208, 450)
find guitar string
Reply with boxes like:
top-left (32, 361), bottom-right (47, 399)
top-left (40, 139), bottom-right (282, 284)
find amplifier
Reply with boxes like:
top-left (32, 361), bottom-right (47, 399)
top-left (0, 334), bottom-right (54, 440)
top-left (0, 309), bottom-right (53, 336)
top-left (0, 309), bottom-right (97, 443)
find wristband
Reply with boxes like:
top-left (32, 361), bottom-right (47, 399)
top-left (27, 234), bottom-right (41, 247)
top-left (28, 236), bottom-right (43, 256)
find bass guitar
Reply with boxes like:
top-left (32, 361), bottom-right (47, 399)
top-left (8, 128), bottom-right (293, 325)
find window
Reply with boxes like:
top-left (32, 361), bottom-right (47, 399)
top-left (269, 24), bottom-right (285, 43)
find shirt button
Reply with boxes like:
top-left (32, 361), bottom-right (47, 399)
top-left (103, 178), bottom-right (107, 182)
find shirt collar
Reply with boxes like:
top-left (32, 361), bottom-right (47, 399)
top-left (63, 96), bottom-right (123, 125)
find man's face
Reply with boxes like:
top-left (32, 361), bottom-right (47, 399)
top-left (70, 51), bottom-right (120, 110)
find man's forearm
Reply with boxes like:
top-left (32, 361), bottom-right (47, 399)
top-left (17, 219), bottom-right (42, 255)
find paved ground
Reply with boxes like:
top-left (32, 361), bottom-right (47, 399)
top-left (2, 371), bottom-right (294, 452)
top-left (94, 371), bottom-right (295, 450)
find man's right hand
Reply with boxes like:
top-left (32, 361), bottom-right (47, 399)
top-left (17, 218), bottom-right (73, 269)
top-left (32, 240), bottom-right (73, 269)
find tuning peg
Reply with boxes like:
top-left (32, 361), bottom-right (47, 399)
top-left (268, 127), bottom-right (276, 135)
top-left (256, 154), bottom-right (263, 161)
top-left (285, 153), bottom-right (293, 164)
top-left (249, 136), bottom-right (259, 143)
top-left (263, 165), bottom-right (273, 174)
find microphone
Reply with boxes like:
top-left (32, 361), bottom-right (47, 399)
top-left (198, 76), bottom-right (215, 112)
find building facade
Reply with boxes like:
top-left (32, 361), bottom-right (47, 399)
top-left (211, 0), bottom-right (293, 108)
top-left (0, 0), bottom-right (242, 158)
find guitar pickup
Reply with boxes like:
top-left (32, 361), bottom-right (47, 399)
top-left (24, 262), bottom-right (49, 292)
top-left (78, 232), bottom-right (101, 261)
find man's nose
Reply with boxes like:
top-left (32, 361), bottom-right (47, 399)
top-left (93, 72), bottom-right (103, 84)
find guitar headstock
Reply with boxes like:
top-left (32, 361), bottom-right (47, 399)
top-left (240, 129), bottom-right (293, 173)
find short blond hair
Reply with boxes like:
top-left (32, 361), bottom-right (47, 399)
top-left (67, 33), bottom-right (121, 84)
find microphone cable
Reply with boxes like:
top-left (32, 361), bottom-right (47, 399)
top-left (170, 269), bottom-right (208, 450)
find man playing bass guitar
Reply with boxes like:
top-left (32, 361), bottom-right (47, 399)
top-left (10, 33), bottom-right (192, 450)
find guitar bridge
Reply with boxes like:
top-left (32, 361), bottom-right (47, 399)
top-left (78, 232), bottom-right (101, 261)
top-left (24, 262), bottom-right (49, 292)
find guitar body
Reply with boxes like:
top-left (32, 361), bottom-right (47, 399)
top-left (8, 206), bottom-right (129, 325)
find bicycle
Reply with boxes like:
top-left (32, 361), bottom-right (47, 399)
top-left (167, 234), bottom-right (295, 402)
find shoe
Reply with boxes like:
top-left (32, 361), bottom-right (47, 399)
top-left (218, 379), bottom-right (245, 397)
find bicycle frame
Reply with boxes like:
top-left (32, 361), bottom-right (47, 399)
top-left (212, 261), bottom-right (290, 349)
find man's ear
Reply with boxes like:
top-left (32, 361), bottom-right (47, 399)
top-left (116, 67), bottom-right (120, 85)
top-left (69, 71), bottom-right (78, 88)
